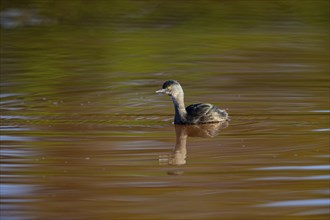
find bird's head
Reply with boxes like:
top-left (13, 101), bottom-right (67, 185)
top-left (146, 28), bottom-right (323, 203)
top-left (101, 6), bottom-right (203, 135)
top-left (156, 80), bottom-right (183, 97)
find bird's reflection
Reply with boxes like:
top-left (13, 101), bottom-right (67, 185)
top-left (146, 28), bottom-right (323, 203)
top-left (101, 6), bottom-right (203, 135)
top-left (159, 121), bottom-right (229, 169)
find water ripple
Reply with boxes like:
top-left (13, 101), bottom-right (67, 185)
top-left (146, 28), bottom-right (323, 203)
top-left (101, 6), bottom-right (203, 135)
top-left (310, 110), bottom-right (330, 113)
top-left (258, 198), bottom-right (330, 207)
top-left (0, 135), bottom-right (35, 142)
top-left (252, 175), bottom-right (330, 181)
top-left (254, 165), bottom-right (330, 171)
top-left (312, 128), bottom-right (330, 132)
top-left (0, 126), bottom-right (30, 131)
top-left (0, 115), bottom-right (36, 120)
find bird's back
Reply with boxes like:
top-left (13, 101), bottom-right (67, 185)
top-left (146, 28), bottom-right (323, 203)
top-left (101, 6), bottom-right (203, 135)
top-left (186, 103), bottom-right (228, 124)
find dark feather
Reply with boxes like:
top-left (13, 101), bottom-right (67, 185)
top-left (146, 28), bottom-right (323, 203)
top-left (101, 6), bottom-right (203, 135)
top-left (186, 103), bottom-right (213, 117)
top-left (186, 103), bottom-right (228, 124)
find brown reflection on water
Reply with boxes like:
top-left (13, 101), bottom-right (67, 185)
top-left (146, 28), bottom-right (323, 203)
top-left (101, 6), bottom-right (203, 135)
top-left (3, 89), bottom-right (329, 219)
top-left (1, 68), bottom-right (329, 219)
top-left (160, 123), bottom-right (229, 167)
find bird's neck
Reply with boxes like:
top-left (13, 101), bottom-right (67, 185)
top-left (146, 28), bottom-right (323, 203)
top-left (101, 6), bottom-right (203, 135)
top-left (171, 94), bottom-right (187, 124)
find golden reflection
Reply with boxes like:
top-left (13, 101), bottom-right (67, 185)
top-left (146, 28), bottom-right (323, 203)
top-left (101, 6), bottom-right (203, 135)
top-left (159, 122), bottom-right (229, 167)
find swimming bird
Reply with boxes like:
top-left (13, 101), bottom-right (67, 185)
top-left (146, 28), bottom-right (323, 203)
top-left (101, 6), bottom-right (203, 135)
top-left (156, 80), bottom-right (229, 124)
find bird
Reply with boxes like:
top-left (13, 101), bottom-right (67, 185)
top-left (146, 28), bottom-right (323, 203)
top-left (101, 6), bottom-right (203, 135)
top-left (156, 80), bottom-right (229, 124)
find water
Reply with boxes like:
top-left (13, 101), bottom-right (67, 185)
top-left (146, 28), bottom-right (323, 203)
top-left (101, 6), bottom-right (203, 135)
top-left (1, 1), bottom-right (329, 220)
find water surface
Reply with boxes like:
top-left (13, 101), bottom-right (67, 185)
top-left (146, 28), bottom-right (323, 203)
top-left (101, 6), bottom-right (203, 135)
top-left (1, 1), bottom-right (329, 220)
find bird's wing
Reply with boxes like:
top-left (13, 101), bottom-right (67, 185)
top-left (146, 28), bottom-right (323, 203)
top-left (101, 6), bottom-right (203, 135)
top-left (186, 103), bottom-right (213, 117)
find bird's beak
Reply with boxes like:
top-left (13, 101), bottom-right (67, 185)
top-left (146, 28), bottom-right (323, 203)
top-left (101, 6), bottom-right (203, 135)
top-left (156, 89), bottom-right (167, 94)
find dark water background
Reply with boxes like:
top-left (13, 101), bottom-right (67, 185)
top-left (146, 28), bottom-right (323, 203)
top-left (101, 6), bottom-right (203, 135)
top-left (1, 1), bottom-right (329, 219)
